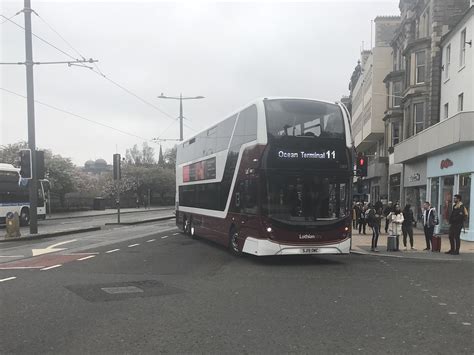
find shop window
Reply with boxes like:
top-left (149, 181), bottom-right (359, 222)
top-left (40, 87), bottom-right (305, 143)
top-left (430, 178), bottom-right (439, 214)
top-left (459, 174), bottom-right (471, 228)
top-left (440, 176), bottom-right (455, 232)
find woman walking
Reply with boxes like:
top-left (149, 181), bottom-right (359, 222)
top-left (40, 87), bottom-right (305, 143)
top-left (402, 204), bottom-right (415, 250)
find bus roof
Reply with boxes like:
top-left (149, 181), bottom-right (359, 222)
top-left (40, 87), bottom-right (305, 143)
top-left (0, 163), bottom-right (19, 172)
top-left (179, 97), bottom-right (342, 146)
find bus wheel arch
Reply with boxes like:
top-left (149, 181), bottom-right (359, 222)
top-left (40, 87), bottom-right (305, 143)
top-left (20, 207), bottom-right (30, 226)
top-left (228, 225), bottom-right (242, 256)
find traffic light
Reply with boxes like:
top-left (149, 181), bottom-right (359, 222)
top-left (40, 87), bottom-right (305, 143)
top-left (19, 149), bottom-right (32, 179)
top-left (356, 155), bottom-right (368, 177)
top-left (113, 154), bottom-right (121, 180)
top-left (36, 150), bottom-right (45, 179)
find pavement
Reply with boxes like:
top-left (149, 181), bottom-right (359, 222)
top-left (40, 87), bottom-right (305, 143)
top-left (0, 222), bottom-right (472, 354)
top-left (351, 226), bottom-right (474, 261)
top-left (0, 207), bottom-right (175, 242)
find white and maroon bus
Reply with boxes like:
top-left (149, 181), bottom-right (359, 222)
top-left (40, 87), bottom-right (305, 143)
top-left (176, 98), bottom-right (354, 256)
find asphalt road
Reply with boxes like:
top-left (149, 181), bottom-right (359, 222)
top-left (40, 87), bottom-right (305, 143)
top-left (0, 220), bottom-right (473, 354)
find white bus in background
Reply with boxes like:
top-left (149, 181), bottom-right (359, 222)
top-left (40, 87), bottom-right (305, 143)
top-left (0, 163), bottom-right (49, 225)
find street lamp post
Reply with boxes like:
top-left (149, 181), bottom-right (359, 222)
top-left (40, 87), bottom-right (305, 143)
top-left (157, 93), bottom-right (204, 141)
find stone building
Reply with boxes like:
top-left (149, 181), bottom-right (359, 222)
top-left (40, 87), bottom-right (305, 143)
top-left (348, 16), bottom-right (401, 203)
top-left (385, 0), bottom-right (471, 224)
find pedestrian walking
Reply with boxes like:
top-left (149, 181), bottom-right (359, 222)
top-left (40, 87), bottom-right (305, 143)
top-left (422, 201), bottom-right (438, 251)
top-left (388, 204), bottom-right (404, 251)
top-left (402, 204), bottom-right (415, 250)
top-left (352, 203), bottom-right (358, 229)
top-left (367, 203), bottom-right (381, 252)
top-left (446, 194), bottom-right (469, 255)
top-left (383, 201), bottom-right (393, 234)
top-left (358, 204), bottom-right (367, 235)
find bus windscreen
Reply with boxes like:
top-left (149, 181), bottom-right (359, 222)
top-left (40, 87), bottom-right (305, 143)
top-left (264, 99), bottom-right (345, 140)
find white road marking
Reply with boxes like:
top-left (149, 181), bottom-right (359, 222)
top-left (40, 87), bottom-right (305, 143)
top-left (421, 289), bottom-right (429, 292)
top-left (77, 255), bottom-right (95, 261)
top-left (431, 295), bottom-right (438, 298)
top-left (172, 233), bottom-right (179, 235)
top-left (448, 312), bottom-right (457, 315)
top-left (128, 244), bottom-right (140, 248)
top-left (32, 239), bottom-right (78, 256)
top-left (106, 249), bottom-right (120, 253)
top-left (161, 236), bottom-right (169, 239)
top-left (40, 264), bottom-right (62, 271)
top-left (439, 303), bottom-right (447, 306)
top-left (0, 276), bottom-right (17, 283)
top-left (462, 322), bottom-right (471, 326)
top-left (146, 239), bottom-right (156, 243)
top-left (415, 284), bottom-right (421, 287)
top-left (0, 255), bottom-right (24, 258)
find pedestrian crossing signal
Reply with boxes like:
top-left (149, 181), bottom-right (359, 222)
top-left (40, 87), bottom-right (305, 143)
top-left (356, 155), bottom-right (368, 177)
top-left (19, 149), bottom-right (32, 179)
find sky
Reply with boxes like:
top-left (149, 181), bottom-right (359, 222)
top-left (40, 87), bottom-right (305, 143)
top-left (1, 0), bottom-right (400, 166)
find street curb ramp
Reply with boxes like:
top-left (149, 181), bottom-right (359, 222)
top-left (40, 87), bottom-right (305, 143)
top-left (0, 226), bottom-right (101, 243)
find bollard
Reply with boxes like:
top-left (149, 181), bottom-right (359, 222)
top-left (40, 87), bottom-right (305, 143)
top-left (5, 212), bottom-right (21, 239)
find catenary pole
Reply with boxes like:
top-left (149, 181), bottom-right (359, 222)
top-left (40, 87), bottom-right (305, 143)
top-left (24, 0), bottom-right (38, 234)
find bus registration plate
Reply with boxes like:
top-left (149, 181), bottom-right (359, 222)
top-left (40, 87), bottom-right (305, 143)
top-left (302, 248), bottom-right (319, 254)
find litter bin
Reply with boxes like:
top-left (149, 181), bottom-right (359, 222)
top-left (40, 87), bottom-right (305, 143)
top-left (5, 212), bottom-right (21, 239)
top-left (93, 197), bottom-right (106, 210)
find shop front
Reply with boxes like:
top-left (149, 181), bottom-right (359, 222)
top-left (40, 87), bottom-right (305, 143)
top-left (427, 145), bottom-right (474, 241)
top-left (389, 173), bottom-right (401, 204)
top-left (403, 159), bottom-right (427, 224)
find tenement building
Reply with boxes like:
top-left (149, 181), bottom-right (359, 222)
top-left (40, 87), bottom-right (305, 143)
top-left (349, 16), bottom-right (401, 204)
top-left (386, 0), bottom-right (472, 228)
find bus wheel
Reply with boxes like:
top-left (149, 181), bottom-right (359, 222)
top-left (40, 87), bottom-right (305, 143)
top-left (20, 208), bottom-right (30, 226)
top-left (229, 227), bottom-right (242, 256)
top-left (190, 220), bottom-right (196, 239)
top-left (183, 217), bottom-right (190, 235)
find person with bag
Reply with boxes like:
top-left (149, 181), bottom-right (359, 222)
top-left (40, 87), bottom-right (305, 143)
top-left (402, 204), bottom-right (415, 250)
top-left (446, 194), bottom-right (469, 255)
top-left (422, 201), bottom-right (438, 251)
top-left (387, 204), bottom-right (404, 251)
top-left (367, 204), bottom-right (381, 252)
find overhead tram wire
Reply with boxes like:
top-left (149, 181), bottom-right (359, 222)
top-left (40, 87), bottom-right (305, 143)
top-left (0, 87), bottom-right (153, 143)
top-left (0, 11), bottom-right (21, 25)
top-left (1, 14), bottom-right (176, 124)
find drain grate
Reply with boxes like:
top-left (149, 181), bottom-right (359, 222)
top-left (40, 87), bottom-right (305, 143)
top-left (66, 280), bottom-right (183, 302)
top-left (101, 286), bottom-right (144, 294)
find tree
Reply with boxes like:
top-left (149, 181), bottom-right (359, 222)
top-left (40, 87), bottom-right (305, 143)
top-left (125, 142), bottom-right (155, 166)
top-left (44, 151), bottom-right (76, 207)
top-left (142, 142), bottom-right (155, 165)
top-left (0, 142), bottom-right (28, 166)
top-left (163, 146), bottom-right (177, 169)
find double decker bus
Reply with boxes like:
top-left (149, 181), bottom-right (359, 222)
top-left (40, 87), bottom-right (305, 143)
top-left (0, 163), bottom-right (48, 225)
top-left (176, 98), bottom-right (353, 256)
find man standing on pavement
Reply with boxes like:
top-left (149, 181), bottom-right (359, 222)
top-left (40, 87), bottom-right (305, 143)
top-left (446, 194), bottom-right (469, 255)
top-left (383, 201), bottom-right (393, 234)
top-left (422, 201), bottom-right (438, 251)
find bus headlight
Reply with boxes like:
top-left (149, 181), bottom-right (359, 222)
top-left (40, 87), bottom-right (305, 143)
top-left (266, 227), bottom-right (272, 233)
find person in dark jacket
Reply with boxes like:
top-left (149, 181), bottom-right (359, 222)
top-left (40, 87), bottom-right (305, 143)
top-left (446, 194), bottom-right (469, 255)
top-left (422, 201), bottom-right (438, 251)
top-left (402, 204), bottom-right (415, 250)
top-left (367, 204), bottom-right (381, 252)
top-left (358, 204), bottom-right (367, 234)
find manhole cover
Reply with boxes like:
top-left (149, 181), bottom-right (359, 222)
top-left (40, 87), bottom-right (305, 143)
top-left (101, 286), bottom-right (144, 294)
top-left (66, 280), bottom-right (183, 302)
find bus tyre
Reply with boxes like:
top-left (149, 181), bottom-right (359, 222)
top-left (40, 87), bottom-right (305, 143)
top-left (20, 208), bottom-right (30, 226)
top-left (229, 228), bottom-right (242, 256)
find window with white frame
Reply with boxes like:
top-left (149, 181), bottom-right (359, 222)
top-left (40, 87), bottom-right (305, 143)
top-left (445, 44), bottom-right (451, 80)
top-left (460, 29), bottom-right (466, 67)
top-left (444, 103), bottom-right (449, 119)
top-left (458, 93), bottom-right (464, 112)
top-left (392, 123), bottom-right (400, 146)
top-left (415, 51), bottom-right (426, 83)
top-left (392, 81), bottom-right (402, 107)
top-left (414, 103), bottom-right (424, 134)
